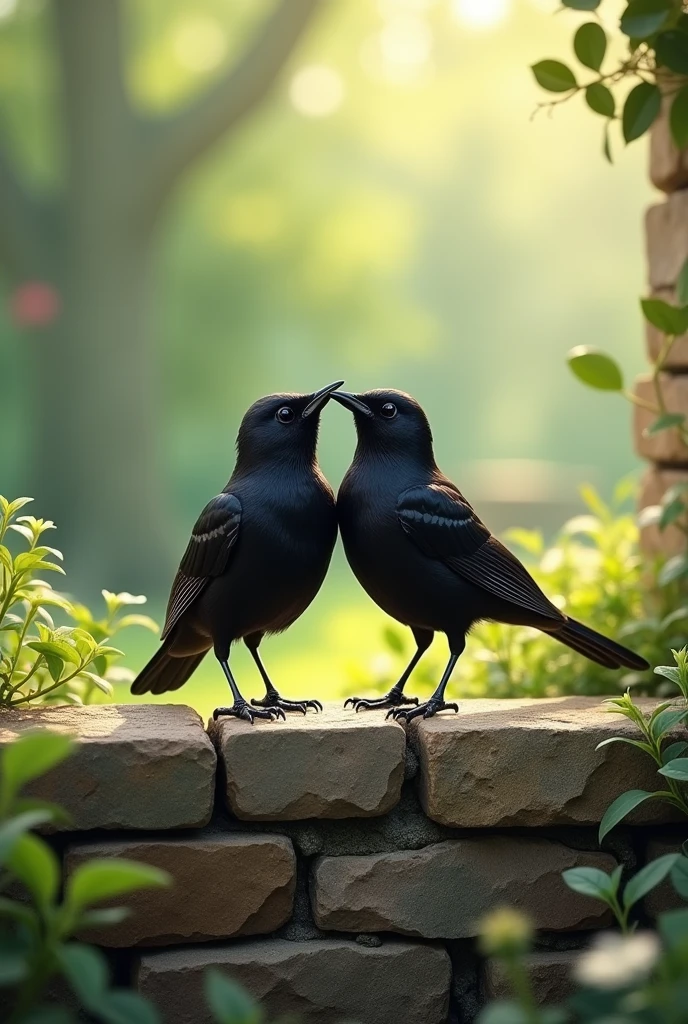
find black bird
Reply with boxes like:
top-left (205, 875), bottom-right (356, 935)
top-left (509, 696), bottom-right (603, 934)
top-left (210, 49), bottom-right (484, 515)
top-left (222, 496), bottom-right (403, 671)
top-left (131, 382), bottom-right (343, 722)
top-left (332, 388), bottom-right (649, 721)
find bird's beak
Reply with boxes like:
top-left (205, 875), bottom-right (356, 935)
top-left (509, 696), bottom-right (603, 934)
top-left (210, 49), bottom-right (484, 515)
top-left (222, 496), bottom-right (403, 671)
top-left (331, 390), bottom-right (374, 418)
top-left (301, 380), bottom-right (345, 418)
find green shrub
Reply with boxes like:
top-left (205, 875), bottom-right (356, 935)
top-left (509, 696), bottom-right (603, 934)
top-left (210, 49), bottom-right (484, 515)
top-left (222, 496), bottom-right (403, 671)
top-left (0, 496), bottom-right (157, 708)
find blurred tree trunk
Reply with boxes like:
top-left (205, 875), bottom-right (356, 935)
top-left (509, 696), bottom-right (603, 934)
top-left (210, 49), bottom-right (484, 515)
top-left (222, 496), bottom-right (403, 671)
top-left (0, 0), bottom-right (322, 592)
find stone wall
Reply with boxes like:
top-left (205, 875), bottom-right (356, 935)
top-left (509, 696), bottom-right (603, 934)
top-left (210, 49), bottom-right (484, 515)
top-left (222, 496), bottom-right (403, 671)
top-left (639, 109), bottom-right (688, 556)
top-left (0, 700), bottom-right (684, 1024)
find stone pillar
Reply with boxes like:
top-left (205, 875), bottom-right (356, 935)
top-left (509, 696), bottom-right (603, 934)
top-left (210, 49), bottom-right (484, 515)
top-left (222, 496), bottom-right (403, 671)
top-left (637, 111), bottom-right (688, 557)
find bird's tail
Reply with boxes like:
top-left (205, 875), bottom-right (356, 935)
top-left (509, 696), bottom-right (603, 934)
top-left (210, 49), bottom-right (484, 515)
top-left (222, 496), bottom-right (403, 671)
top-left (131, 645), bottom-right (207, 696)
top-left (554, 617), bottom-right (648, 672)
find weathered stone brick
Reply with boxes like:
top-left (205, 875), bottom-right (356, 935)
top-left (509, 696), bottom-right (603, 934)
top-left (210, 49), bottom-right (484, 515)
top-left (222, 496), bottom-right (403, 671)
top-left (639, 466), bottom-right (688, 558)
top-left (209, 704), bottom-right (405, 820)
top-left (646, 192), bottom-right (688, 290)
top-left (410, 698), bottom-right (677, 829)
top-left (137, 938), bottom-right (451, 1024)
top-left (483, 951), bottom-right (579, 1004)
top-left (312, 839), bottom-right (615, 937)
top-left (0, 705), bottom-right (215, 830)
top-left (65, 833), bottom-right (295, 946)
top-left (650, 97), bottom-right (688, 193)
top-left (634, 373), bottom-right (688, 464)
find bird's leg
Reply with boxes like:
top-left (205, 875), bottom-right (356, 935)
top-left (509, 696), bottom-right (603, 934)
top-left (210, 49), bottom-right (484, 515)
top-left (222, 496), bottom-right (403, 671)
top-left (213, 658), bottom-right (285, 724)
top-left (388, 641), bottom-right (463, 722)
top-left (345, 628), bottom-right (432, 712)
top-left (246, 635), bottom-right (322, 715)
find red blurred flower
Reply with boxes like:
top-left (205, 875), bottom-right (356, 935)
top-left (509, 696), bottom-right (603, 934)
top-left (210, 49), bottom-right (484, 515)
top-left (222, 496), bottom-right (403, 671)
top-left (10, 281), bottom-right (61, 328)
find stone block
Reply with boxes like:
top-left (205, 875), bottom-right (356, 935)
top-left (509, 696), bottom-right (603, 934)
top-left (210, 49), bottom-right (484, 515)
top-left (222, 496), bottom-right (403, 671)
top-left (65, 833), bottom-right (295, 946)
top-left (650, 96), bottom-right (688, 193)
top-left (410, 697), bottom-right (677, 829)
top-left (209, 704), bottom-right (405, 820)
top-left (137, 938), bottom-right (452, 1024)
top-left (647, 192), bottom-right (688, 291)
top-left (0, 705), bottom-right (216, 830)
top-left (312, 839), bottom-right (615, 937)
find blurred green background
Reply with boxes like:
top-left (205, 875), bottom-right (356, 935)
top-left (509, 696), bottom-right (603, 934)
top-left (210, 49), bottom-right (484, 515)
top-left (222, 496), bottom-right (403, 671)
top-left (0, 0), bottom-right (654, 716)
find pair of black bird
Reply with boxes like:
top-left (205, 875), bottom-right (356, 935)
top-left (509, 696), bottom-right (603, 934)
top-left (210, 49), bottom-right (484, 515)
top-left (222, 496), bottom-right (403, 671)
top-left (132, 383), bottom-right (648, 722)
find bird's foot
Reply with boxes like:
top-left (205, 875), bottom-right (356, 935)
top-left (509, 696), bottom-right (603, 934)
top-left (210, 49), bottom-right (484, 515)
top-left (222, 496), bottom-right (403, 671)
top-left (387, 697), bottom-right (459, 722)
top-left (345, 686), bottom-right (419, 713)
top-left (213, 699), bottom-right (285, 724)
top-left (252, 691), bottom-right (322, 715)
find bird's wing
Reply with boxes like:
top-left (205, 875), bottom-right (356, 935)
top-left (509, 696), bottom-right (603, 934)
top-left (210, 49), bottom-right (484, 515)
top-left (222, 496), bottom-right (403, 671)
top-left (161, 492), bottom-right (242, 640)
top-left (397, 483), bottom-right (563, 623)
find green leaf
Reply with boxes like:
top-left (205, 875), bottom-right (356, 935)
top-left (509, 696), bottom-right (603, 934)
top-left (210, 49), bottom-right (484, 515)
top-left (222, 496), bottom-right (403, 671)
top-left (567, 347), bottom-right (624, 390)
top-left (66, 859), bottom-right (170, 915)
top-left (660, 495), bottom-right (688, 529)
top-left (677, 258), bottom-right (688, 306)
top-left (656, 29), bottom-right (688, 73)
top-left (114, 615), bottom-right (158, 633)
top-left (532, 60), bottom-right (577, 93)
top-left (659, 906), bottom-right (688, 947)
top-left (0, 732), bottom-right (73, 810)
top-left (7, 833), bottom-right (59, 912)
top-left (58, 944), bottom-right (109, 1011)
top-left (650, 706), bottom-right (688, 739)
top-left (0, 810), bottom-right (53, 864)
top-left (596, 735), bottom-right (655, 757)
top-left (79, 671), bottom-right (113, 695)
top-left (599, 790), bottom-right (657, 842)
top-left (603, 122), bottom-right (613, 163)
top-left (477, 1003), bottom-right (528, 1024)
top-left (79, 907), bottom-right (130, 928)
top-left (659, 553), bottom-right (688, 587)
top-left (662, 741), bottom-right (688, 764)
top-left (562, 0), bottom-right (601, 8)
top-left (96, 990), bottom-right (160, 1024)
top-left (623, 82), bottom-right (661, 143)
top-left (562, 866), bottom-right (614, 900)
top-left (620, 0), bottom-right (673, 39)
top-left (659, 757), bottom-right (688, 780)
top-left (574, 23), bottom-right (607, 71)
top-left (671, 855), bottom-right (688, 899)
top-left (641, 298), bottom-right (688, 335)
top-left (644, 413), bottom-right (686, 438)
top-left (623, 853), bottom-right (679, 908)
top-left (670, 84), bottom-right (688, 150)
top-left (586, 83), bottom-right (615, 118)
top-left (0, 948), bottom-right (29, 986)
top-left (204, 969), bottom-right (263, 1024)
top-left (23, 1010), bottom-right (75, 1024)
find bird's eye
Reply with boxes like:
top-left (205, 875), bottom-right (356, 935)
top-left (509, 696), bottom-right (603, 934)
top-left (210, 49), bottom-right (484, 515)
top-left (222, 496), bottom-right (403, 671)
top-left (380, 403), bottom-right (397, 419)
top-left (276, 406), bottom-right (295, 424)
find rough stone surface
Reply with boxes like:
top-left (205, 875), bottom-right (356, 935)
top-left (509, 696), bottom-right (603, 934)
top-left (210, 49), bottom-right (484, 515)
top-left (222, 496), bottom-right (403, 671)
top-left (65, 833), bottom-right (295, 946)
top-left (0, 705), bottom-right (215, 830)
top-left (645, 288), bottom-right (688, 370)
top-left (646, 192), bottom-right (688, 290)
top-left (209, 704), bottom-right (405, 820)
top-left (634, 374), bottom-right (688, 464)
top-left (409, 697), bottom-right (677, 829)
top-left (483, 951), bottom-right (579, 1004)
top-left (312, 838), bottom-right (616, 937)
top-left (137, 938), bottom-right (452, 1024)
top-left (650, 99), bottom-right (688, 194)
top-left (643, 836), bottom-right (686, 919)
top-left (639, 466), bottom-right (688, 558)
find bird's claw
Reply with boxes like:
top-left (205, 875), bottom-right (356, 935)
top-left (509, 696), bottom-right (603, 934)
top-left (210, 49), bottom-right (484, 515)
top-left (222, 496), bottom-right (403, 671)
top-left (251, 693), bottom-right (322, 715)
top-left (387, 699), bottom-right (459, 722)
top-left (345, 692), bottom-right (420, 712)
top-left (213, 700), bottom-right (285, 724)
